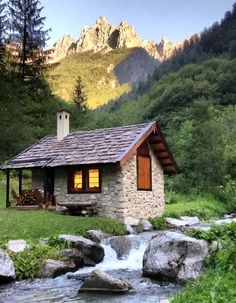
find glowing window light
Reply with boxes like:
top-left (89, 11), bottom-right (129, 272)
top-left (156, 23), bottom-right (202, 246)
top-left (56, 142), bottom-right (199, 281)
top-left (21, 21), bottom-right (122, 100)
top-left (88, 169), bottom-right (99, 188)
top-left (74, 171), bottom-right (83, 189)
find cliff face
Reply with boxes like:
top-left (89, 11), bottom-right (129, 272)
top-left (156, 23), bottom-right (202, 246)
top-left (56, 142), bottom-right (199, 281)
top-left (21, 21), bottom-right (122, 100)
top-left (47, 17), bottom-right (181, 64)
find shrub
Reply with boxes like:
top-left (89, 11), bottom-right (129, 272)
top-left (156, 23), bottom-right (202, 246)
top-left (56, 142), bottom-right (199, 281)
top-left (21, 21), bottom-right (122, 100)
top-left (9, 244), bottom-right (65, 280)
top-left (187, 222), bottom-right (236, 242)
top-left (149, 217), bottom-right (168, 230)
top-left (215, 177), bottom-right (236, 212)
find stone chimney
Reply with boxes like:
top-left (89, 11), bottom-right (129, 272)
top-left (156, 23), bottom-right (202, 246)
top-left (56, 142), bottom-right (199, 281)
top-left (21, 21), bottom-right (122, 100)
top-left (57, 110), bottom-right (70, 140)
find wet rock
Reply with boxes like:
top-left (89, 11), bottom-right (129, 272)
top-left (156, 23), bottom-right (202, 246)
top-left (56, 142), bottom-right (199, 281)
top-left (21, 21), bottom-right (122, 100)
top-left (125, 224), bottom-right (137, 235)
top-left (0, 250), bottom-right (16, 284)
top-left (79, 270), bottom-right (134, 293)
top-left (212, 218), bottom-right (236, 225)
top-left (58, 248), bottom-right (85, 267)
top-left (123, 216), bottom-right (140, 226)
top-left (166, 216), bottom-right (200, 228)
top-left (87, 230), bottom-right (111, 243)
top-left (223, 213), bottom-right (236, 219)
top-left (7, 240), bottom-right (28, 253)
top-left (140, 219), bottom-right (153, 231)
top-left (39, 259), bottom-right (77, 278)
top-left (58, 234), bottom-right (104, 263)
top-left (143, 231), bottom-right (208, 283)
top-left (109, 236), bottom-right (132, 260)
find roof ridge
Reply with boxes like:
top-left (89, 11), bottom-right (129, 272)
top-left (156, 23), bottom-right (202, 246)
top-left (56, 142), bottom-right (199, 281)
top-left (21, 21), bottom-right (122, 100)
top-left (118, 121), bottom-right (157, 165)
top-left (68, 121), bottom-right (153, 137)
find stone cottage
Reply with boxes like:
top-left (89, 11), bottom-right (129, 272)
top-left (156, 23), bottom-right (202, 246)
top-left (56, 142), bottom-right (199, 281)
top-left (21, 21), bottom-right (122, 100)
top-left (1, 110), bottom-right (177, 223)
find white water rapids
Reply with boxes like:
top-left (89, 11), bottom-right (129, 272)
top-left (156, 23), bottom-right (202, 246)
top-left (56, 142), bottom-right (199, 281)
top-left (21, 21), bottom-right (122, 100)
top-left (0, 232), bottom-right (180, 303)
top-left (71, 233), bottom-right (150, 276)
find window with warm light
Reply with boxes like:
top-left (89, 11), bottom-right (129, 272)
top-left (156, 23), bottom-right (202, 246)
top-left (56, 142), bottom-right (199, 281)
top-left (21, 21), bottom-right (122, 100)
top-left (88, 169), bottom-right (100, 189)
top-left (68, 167), bottom-right (101, 193)
top-left (74, 171), bottom-right (83, 189)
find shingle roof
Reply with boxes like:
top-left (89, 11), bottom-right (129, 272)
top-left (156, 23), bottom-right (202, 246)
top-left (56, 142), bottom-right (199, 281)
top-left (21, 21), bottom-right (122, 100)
top-left (1, 121), bottom-right (178, 174)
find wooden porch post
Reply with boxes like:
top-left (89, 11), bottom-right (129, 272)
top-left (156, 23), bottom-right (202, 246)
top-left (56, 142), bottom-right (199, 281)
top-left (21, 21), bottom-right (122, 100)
top-left (6, 169), bottom-right (10, 208)
top-left (19, 170), bottom-right (23, 195)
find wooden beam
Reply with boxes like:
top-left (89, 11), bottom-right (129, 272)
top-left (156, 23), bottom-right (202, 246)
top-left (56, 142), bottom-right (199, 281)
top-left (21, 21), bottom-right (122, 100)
top-left (155, 152), bottom-right (169, 158)
top-left (151, 142), bottom-right (166, 151)
top-left (157, 156), bottom-right (171, 160)
top-left (160, 158), bottom-right (172, 165)
top-left (149, 135), bottom-right (162, 144)
top-left (19, 170), bottom-right (22, 195)
top-left (6, 170), bottom-right (10, 208)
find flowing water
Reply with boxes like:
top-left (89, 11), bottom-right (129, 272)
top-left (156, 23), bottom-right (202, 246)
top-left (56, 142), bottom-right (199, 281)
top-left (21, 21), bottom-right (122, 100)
top-left (0, 232), bottom-right (180, 303)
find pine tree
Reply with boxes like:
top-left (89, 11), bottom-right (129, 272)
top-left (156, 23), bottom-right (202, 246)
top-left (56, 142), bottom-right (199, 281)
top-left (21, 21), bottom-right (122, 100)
top-left (73, 76), bottom-right (87, 112)
top-left (8, 0), bottom-right (49, 79)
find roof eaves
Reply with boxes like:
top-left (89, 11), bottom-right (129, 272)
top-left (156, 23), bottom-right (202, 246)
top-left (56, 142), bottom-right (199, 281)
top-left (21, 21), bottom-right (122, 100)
top-left (156, 123), bottom-right (179, 174)
top-left (0, 136), bottom-right (50, 170)
top-left (118, 121), bottom-right (157, 166)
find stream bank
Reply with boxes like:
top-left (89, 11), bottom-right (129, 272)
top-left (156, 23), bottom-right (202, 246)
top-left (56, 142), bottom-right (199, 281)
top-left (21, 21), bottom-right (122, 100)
top-left (0, 232), bottom-right (180, 303)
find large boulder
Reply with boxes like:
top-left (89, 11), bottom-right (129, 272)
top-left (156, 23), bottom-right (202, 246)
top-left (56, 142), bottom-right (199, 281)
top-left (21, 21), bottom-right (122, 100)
top-left (87, 230), bottom-right (111, 243)
top-left (166, 216), bottom-right (200, 228)
top-left (7, 240), bottom-right (28, 253)
top-left (79, 270), bottom-right (134, 293)
top-left (38, 259), bottom-right (77, 278)
top-left (58, 235), bottom-right (104, 264)
top-left (109, 236), bottom-right (132, 260)
top-left (143, 231), bottom-right (208, 283)
top-left (0, 250), bottom-right (16, 284)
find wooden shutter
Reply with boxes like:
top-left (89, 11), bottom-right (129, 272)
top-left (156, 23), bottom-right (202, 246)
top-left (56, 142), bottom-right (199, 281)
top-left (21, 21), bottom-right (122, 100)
top-left (137, 155), bottom-right (152, 190)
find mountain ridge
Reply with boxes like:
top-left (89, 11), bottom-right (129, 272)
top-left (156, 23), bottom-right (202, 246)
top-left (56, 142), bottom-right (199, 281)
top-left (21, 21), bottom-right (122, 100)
top-left (46, 17), bottom-right (182, 64)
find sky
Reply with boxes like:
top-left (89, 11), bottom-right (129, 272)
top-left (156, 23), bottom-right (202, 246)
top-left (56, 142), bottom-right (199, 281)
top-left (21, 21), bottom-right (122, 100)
top-left (41, 0), bottom-right (236, 48)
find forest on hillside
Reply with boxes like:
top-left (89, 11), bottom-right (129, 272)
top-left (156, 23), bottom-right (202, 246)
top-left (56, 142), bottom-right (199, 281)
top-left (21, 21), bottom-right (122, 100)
top-left (0, 1), bottom-right (235, 211)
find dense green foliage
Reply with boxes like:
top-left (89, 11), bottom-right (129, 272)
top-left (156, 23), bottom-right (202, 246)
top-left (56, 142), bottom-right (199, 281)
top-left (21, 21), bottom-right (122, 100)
top-left (85, 57), bottom-right (236, 210)
top-left (173, 223), bottom-right (236, 303)
top-left (9, 244), bottom-right (66, 280)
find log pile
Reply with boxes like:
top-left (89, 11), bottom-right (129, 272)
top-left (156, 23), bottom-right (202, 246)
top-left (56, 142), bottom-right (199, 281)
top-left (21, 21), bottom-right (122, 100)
top-left (11, 189), bottom-right (45, 209)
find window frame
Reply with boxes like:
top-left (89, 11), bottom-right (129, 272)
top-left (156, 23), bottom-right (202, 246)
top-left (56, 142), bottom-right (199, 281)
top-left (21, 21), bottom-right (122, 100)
top-left (68, 166), bottom-right (102, 194)
top-left (137, 141), bottom-right (152, 191)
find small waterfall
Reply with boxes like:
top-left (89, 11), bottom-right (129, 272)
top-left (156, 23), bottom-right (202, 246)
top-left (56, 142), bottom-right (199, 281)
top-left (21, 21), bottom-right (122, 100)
top-left (70, 232), bottom-right (155, 276)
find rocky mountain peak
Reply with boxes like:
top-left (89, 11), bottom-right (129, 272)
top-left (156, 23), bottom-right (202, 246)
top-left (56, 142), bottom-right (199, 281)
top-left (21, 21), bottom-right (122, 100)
top-left (96, 16), bottom-right (109, 25)
top-left (51, 34), bottom-right (76, 62)
top-left (46, 17), bottom-right (182, 64)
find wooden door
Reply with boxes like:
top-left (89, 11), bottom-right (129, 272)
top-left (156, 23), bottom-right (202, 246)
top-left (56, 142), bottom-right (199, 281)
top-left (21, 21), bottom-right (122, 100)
top-left (45, 168), bottom-right (55, 205)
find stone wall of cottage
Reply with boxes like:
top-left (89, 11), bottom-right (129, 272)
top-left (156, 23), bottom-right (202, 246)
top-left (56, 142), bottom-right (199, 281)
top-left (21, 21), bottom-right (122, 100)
top-left (54, 164), bottom-right (125, 219)
top-left (31, 168), bottom-right (45, 192)
top-left (31, 150), bottom-right (165, 221)
top-left (121, 149), bottom-right (165, 221)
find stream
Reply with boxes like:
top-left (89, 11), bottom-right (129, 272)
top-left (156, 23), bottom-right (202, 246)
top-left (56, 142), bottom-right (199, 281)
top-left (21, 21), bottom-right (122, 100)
top-left (0, 232), bottom-right (180, 303)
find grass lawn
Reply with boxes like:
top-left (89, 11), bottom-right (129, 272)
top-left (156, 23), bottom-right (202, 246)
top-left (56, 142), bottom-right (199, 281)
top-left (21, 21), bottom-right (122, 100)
top-left (0, 179), bottom-right (227, 244)
top-left (0, 180), bottom-right (125, 244)
top-left (164, 193), bottom-right (227, 220)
